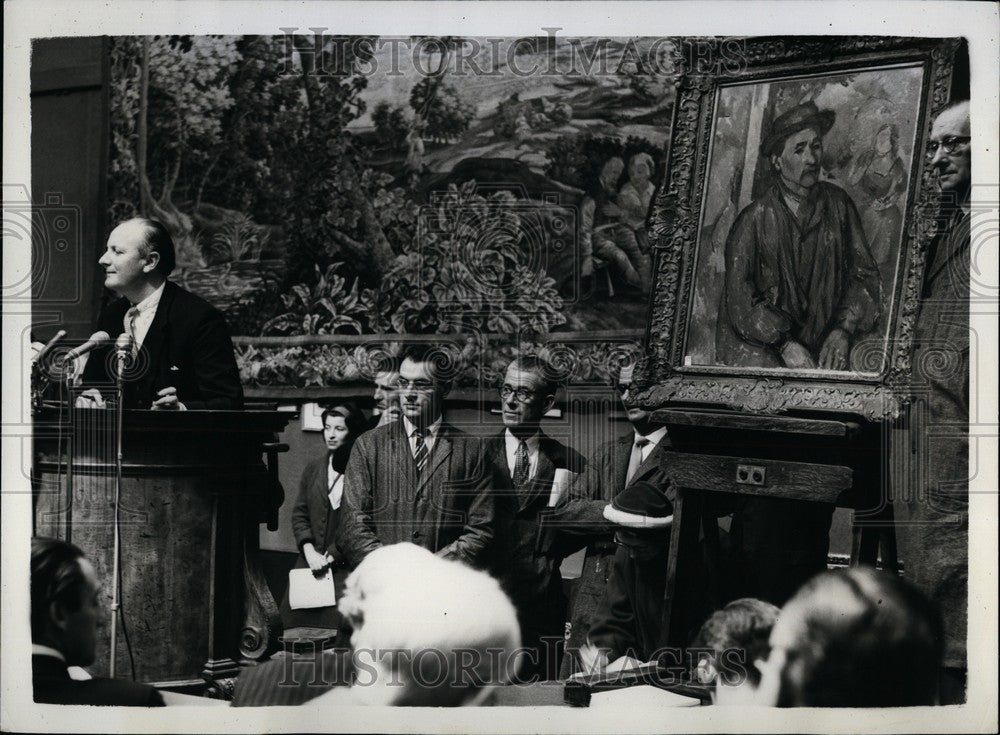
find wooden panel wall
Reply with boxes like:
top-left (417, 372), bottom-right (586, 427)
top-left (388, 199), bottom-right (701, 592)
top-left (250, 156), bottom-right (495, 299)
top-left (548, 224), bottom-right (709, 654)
top-left (30, 37), bottom-right (109, 341)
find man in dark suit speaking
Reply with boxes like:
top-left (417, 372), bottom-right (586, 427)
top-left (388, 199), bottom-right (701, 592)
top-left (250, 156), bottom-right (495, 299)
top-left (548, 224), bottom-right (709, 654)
top-left (76, 217), bottom-right (243, 410)
top-left (31, 537), bottom-right (164, 706)
top-left (339, 344), bottom-right (495, 568)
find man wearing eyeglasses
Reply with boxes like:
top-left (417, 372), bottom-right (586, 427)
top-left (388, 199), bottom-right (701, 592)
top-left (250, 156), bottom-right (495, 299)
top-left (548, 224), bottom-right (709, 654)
top-left (894, 100), bottom-right (971, 704)
top-left (485, 355), bottom-right (586, 681)
top-left (339, 344), bottom-right (495, 570)
top-left (548, 362), bottom-right (676, 676)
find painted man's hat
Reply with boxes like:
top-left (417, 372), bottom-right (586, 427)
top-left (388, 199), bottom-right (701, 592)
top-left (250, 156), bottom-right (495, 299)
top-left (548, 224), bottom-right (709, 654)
top-left (760, 101), bottom-right (836, 157)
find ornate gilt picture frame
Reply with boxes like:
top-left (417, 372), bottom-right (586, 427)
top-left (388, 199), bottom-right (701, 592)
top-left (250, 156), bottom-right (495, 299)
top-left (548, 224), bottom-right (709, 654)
top-left (644, 36), bottom-right (962, 420)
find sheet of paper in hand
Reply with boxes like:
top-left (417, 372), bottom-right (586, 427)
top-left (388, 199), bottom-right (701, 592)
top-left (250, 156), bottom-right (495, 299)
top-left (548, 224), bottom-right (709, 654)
top-left (288, 568), bottom-right (337, 609)
top-left (548, 468), bottom-right (576, 507)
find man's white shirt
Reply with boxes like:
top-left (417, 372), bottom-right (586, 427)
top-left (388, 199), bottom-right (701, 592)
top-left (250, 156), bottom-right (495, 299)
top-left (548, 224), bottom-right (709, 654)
top-left (126, 280), bottom-right (165, 351)
top-left (402, 415), bottom-right (442, 457)
top-left (504, 429), bottom-right (540, 481)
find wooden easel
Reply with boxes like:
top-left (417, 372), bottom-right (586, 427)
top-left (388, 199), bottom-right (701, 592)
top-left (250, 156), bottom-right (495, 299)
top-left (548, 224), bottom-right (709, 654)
top-left (653, 407), bottom-right (899, 648)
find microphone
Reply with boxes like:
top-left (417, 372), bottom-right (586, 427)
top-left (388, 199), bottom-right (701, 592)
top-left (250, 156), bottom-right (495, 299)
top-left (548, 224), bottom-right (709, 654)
top-left (33, 329), bottom-right (66, 364)
top-left (114, 333), bottom-right (131, 381)
top-left (115, 333), bottom-right (132, 353)
top-left (62, 331), bottom-right (111, 362)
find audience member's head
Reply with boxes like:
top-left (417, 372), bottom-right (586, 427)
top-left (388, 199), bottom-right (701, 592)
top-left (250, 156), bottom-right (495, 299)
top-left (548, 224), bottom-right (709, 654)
top-left (330, 543), bottom-right (522, 706)
top-left (755, 567), bottom-right (943, 707)
top-left (369, 349), bottom-right (402, 425)
top-left (321, 401), bottom-right (367, 461)
top-left (615, 362), bottom-right (661, 436)
top-left (929, 99), bottom-right (971, 202)
top-left (31, 537), bottom-right (103, 667)
top-left (500, 355), bottom-right (558, 437)
top-left (397, 344), bottom-right (455, 427)
top-left (690, 598), bottom-right (780, 704)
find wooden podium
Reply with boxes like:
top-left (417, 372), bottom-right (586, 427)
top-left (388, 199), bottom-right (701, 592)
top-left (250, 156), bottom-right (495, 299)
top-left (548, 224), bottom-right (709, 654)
top-left (33, 407), bottom-right (291, 694)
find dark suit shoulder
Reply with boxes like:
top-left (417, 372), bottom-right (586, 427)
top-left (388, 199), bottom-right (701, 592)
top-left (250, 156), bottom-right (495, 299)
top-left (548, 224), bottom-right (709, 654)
top-left (162, 281), bottom-right (228, 325)
top-left (539, 432), bottom-right (586, 473)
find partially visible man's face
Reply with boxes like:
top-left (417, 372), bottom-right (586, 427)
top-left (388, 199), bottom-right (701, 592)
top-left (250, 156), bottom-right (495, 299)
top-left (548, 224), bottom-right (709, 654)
top-left (929, 105), bottom-right (971, 197)
top-left (773, 127), bottom-right (822, 189)
top-left (617, 365), bottom-right (650, 426)
top-left (98, 221), bottom-right (155, 296)
top-left (60, 558), bottom-right (102, 667)
top-left (373, 370), bottom-right (400, 419)
top-left (500, 363), bottom-right (551, 431)
top-left (397, 358), bottom-right (446, 425)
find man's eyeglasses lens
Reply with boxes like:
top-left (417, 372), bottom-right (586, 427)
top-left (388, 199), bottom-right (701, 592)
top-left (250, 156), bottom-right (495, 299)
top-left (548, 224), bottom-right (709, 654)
top-left (499, 385), bottom-right (536, 402)
top-left (396, 379), bottom-right (434, 391)
top-left (616, 382), bottom-right (631, 395)
top-left (927, 136), bottom-right (970, 156)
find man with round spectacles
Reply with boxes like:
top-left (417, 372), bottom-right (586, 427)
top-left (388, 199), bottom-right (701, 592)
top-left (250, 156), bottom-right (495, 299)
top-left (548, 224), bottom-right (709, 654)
top-left (895, 99), bottom-right (972, 705)
top-left (486, 355), bottom-right (585, 681)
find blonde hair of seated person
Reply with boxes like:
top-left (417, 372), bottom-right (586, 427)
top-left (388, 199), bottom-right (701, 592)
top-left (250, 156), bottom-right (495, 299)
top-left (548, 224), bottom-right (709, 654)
top-left (311, 543), bottom-right (522, 707)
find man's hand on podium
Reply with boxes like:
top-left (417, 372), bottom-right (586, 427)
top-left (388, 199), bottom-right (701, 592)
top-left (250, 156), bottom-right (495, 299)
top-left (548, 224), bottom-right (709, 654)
top-left (152, 386), bottom-right (186, 411)
top-left (75, 388), bottom-right (106, 409)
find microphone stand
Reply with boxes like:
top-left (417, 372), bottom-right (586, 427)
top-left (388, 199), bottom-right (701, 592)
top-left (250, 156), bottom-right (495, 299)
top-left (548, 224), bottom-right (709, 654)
top-left (63, 361), bottom-right (77, 505)
top-left (109, 340), bottom-right (129, 678)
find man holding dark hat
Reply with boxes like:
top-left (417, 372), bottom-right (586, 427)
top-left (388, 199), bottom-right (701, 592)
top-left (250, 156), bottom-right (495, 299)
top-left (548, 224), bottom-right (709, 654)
top-left (579, 480), bottom-right (674, 668)
top-left (715, 100), bottom-right (881, 371)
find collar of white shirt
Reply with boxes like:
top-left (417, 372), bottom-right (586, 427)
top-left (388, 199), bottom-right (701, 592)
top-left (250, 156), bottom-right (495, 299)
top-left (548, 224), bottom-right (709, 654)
top-left (504, 429), bottom-right (540, 477)
top-left (31, 643), bottom-right (66, 662)
top-left (635, 426), bottom-right (668, 448)
top-left (402, 415), bottom-right (443, 454)
top-left (131, 280), bottom-right (165, 315)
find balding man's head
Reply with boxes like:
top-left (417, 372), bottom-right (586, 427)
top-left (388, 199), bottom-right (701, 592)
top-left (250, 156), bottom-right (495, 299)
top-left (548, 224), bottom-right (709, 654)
top-left (98, 218), bottom-right (175, 301)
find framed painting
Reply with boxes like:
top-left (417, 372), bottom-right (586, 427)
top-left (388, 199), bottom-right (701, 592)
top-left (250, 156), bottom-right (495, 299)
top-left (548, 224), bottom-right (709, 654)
top-left (644, 36), bottom-right (963, 419)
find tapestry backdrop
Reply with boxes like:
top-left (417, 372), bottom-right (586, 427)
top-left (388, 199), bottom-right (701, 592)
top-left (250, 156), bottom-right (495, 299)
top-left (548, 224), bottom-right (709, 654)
top-left (107, 35), bottom-right (673, 388)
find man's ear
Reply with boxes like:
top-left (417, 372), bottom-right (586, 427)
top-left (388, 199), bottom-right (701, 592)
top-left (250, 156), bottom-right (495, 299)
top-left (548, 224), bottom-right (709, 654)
top-left (142, 250), bottom-right (160, 274)
top-left (542, 393), bottom-right (556, 413)
top-left (49, 600), bottom-right (70, 633)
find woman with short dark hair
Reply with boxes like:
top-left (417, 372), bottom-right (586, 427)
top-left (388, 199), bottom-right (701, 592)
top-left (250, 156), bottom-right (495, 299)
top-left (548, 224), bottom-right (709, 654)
top-left (280, 401), bottom-right (367, 635)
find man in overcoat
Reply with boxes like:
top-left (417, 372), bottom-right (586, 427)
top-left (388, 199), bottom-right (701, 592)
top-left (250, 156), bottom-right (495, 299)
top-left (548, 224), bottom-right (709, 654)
top-left (894, 100), bottom-right (972, 704)
top-left (339, 344), bottom-right (495, 568)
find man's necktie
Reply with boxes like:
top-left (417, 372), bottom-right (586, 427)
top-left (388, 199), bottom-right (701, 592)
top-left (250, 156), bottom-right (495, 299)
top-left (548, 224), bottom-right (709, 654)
top-left (512, 440), bottom-right (530, 488)
top-left (625, 436), bottom-right (651, 485)
top-left (413, 429), bottom-right (429, 472)
top-left (124, 306), bottom-right (140, 357)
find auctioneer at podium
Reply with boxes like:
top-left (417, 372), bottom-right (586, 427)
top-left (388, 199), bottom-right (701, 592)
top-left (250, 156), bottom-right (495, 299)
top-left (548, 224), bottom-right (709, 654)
top-left (33, 407), bottom-right (291, 692)
top-left (77, 217), bottom-right (243, 411)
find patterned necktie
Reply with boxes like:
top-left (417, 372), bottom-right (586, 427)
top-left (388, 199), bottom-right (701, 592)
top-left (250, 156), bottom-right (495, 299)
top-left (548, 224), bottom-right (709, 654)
top-left (625, 436), bottom-right (651, 485)
top-left (413, 429), bottom-right (429, 472)
top-left (124, 306), bottom-right (140, 356)
top-left (512, 440), bottom-right (530, 488)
